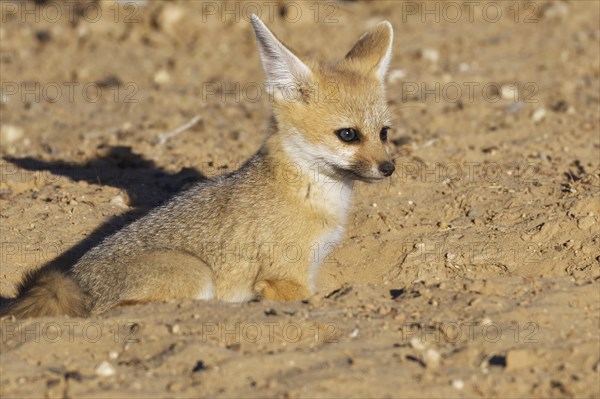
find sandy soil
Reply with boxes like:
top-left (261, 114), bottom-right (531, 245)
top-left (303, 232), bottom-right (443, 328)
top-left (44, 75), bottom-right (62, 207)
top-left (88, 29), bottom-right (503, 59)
top-left (1, 0), bottom-right (599, 397)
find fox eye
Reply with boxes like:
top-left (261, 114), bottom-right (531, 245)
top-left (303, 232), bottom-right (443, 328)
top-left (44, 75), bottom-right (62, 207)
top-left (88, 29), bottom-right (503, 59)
top-left (336, 128), bottom-right (359, 143)
top-left (380, 127), bottom-right (390, 142)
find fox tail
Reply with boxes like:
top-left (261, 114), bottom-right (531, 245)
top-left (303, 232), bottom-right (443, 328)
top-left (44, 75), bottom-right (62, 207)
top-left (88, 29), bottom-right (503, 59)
top-left (1, 267), bottom-right (88, 318)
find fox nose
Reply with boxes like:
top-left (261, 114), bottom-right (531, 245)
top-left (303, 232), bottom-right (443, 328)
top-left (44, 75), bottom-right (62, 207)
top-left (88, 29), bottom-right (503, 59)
top-left (378, 161), bottom-right (395, 177)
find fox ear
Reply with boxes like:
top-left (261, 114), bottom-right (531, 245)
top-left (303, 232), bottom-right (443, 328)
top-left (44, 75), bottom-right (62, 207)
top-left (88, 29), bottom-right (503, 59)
top-left (250, 14), bottom-right (312, 93)
top-left (345, 21), bottom-right (394, 81)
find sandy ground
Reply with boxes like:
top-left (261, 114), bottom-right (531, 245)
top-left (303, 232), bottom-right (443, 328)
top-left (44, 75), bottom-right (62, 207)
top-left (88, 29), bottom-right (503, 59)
top-left (1, 0), bottom-right (599, 397)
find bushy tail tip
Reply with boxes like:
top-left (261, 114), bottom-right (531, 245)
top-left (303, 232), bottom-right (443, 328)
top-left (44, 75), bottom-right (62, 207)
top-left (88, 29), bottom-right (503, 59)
top-left (1, 268), bottom-right (88, 319)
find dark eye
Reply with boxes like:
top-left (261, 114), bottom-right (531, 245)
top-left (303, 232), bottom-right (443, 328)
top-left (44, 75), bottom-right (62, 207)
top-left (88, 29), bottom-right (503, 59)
top-left (380, 127), bottom-right (390, 141)
top-left (336, 128), bottom-right (359, 143)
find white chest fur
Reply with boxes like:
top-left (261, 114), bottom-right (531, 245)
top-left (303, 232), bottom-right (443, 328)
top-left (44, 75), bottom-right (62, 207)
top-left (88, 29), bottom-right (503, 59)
top-left (309, 224), bottom-right (345, 293)
top-left (305, 176), bottom-right (353, 293)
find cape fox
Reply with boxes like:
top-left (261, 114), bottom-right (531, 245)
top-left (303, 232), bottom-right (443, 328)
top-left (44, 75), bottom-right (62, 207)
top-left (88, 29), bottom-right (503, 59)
top-left (3, 15), bottom-right (395, 318)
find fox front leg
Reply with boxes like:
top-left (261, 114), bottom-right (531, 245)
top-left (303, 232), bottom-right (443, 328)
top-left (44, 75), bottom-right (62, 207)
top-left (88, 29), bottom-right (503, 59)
top-left (254, 279), bottom-right (311, 301)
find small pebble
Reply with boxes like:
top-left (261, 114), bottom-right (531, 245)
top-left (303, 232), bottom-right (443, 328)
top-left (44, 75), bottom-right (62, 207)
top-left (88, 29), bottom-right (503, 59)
top-left (501, 85), bottom-right (519, 101)
top-left (467, 209), bottom-right (481, 218)
top-left (95, 361), bottom-right (116, 377)
top-left (410, 337), bottom-right (425, 350)
top-left (452, 379), bottom-right (465, 390)
top-left (110, 195), bottom-right (129, 209)
top-left (531, 108), bottom-right (547, 123)
top-left (423, 348), bottom-right (441, 368)
top-left (577, 215), bottom-right (595, 230)
top-left (421, 48), bottom-right (439, 63)
top-left (542, 1), bottom-right (569, 18)
top-left (387, 69), bottom-right (406, 84)
top-left (414, 242), bottom-right (426, 250)
top-left (154, 69), bottom-right (171, 85)
top-left (1, 124), bottom-right (24, 144)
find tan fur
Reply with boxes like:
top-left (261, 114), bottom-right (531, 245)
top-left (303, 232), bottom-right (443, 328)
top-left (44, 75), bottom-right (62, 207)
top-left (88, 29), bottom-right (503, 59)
top-left (2, 16), bottom-right (395, 318)
top-left (2, 268), bottom-right (88, 318)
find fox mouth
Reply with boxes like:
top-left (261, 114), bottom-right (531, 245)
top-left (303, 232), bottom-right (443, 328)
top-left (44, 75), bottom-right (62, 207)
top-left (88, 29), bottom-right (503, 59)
top-left (333, 166), bottom-right (386, 183)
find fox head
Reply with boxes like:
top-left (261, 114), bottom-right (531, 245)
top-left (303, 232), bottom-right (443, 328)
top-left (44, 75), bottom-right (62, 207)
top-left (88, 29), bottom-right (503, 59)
top-left (251, 15), bottom-right (395, 182)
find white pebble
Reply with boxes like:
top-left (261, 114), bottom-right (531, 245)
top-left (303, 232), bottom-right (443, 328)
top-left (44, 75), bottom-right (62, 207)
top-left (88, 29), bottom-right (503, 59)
top-left (1, 124), bottom-right (24, 144)
top-left (95, 361), bottom-right (116, 377)
top-left (421, 48), bottom-right (439, 63)
top-left (423, 348), bottom-right (441, 367)
top-left (414, 242), bottom-right (425, 250)
top-left (410, 337), bottom-right (426, 350)
top-left (543, 1), bottom-right (569, 18)
top-left (153, 69), bottom-right (171, 85)
top-left (531, 108), bottom-right (547, 123)
top-left (388, 69), bottom-right (406, 84)
top-left (501, 85), bottom-right (519, 102)
top-left (110, 195), bottom-right (129, 209)
top-left (452, 379), bottom-right (465, 390)
top-left (349, 328), bottom-right (359, 338)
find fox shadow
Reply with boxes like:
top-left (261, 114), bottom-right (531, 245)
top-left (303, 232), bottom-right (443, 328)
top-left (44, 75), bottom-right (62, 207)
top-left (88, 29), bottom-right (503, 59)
top-left (1, 146), bottom-right (207, 307)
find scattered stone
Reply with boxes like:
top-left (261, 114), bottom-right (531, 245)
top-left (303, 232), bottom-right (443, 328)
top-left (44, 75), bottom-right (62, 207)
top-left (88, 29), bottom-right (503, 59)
top-left (157, 4), bottom-right (185, 36)
top-left (410, 337), bottom-right (426, 350)
top-left (95, 75), bottom-right (122, 89)
top-left (445, 252), bottom-right (458, 262)
top-left (458, 62), bottom-right (470, 72)
top-left (349, 328), bottom-right (359, 338)
top-left (551, 100), bottom-right (569, 112)
top-left (577, 215), bottom-right (595, 230)
top-left (420, 48), bottom-right (439, 63)
top-left (541, 1), bottom-right (569, 19)
top-left (192, 360), bottom-right (206, 372)
top-left (414, 242), bottom-right (425, 250)
top-left (388, 69), bottom-right (406, 84)
top-left (487, 354), bottom-right (507, 368)
top-left (169, 324), bottom-right (181, 334)
top-left (153, 69), bottom-right (171, 85)
top-left (422, 348), bottom-right (441, 368)
top-left (501, 85), bottom-right (519, 102)
top-left (1, 125), bottom-right (24, 144)
top-left (110, 195), bottom-right (129, 209)
top-left (451, 379), bottom-right (465, 390)
top-left (531, 107), bottom-right (547, 123)
top-left (467, 209), bottom-right (481, 218)
top-left (35, 30), bottom-right (51, 43)
top-left (95, 361), bottom-right (116, 377)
